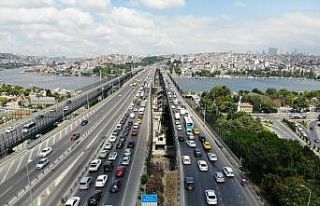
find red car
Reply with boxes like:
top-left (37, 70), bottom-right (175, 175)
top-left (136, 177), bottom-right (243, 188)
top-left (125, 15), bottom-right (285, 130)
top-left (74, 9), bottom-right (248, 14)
top-left (71, 133), bottom-right (80, 141)
top-left (131, 130), bottom-right (138, 136)
top-left (115, 166), bottom-right (126, 177)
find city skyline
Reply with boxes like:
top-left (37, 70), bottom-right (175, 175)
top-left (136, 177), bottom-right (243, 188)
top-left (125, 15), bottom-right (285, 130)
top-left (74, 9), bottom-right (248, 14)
top-left (0, 0), bottom-right (320, 57)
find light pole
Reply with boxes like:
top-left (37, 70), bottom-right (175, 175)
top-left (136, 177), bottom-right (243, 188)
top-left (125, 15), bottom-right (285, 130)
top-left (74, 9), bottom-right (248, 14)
top-left (26, 159), bottom-right (33, 205)
top-left (300, 184), bottom-right (311, 206)
top-left (86, 93), bottom-right (89, 109)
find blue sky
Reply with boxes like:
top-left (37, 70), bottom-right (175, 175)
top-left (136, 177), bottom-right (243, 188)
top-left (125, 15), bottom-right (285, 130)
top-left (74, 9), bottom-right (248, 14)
top-left (0, 0), bottom-right (319, 57)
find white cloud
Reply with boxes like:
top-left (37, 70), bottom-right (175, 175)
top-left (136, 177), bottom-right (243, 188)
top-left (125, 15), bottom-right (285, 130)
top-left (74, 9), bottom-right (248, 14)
top-left (137, 0), bottom-right (185, 9)
top-left (234, 1), bottom-right (246, 7)
top-left (0, 0), bottom-right (54, 8)
top-left (59, 0), bottom-right (111, 12)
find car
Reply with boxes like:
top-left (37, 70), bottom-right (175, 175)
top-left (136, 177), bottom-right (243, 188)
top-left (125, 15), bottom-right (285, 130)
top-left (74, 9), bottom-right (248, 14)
top-left (199, 136), bottom-right (206, 142)
top-left (205, 190), bottom-right (218, 205)
top-left (49, 109), bottom-right (56, 113)
top-left (104, 142), bottom-right (113, 150)
top-left (193, 148), bottom-right (202, 157)
top-left (71, 133), bottom-right (80, 141)
top-left (79, 176), bottom-right (93, 190)
top-left (202, 141), bottom-right (213, 150)
top-left (177, 125), bottom-right (182, 131)
top-left (133, 108), bottom-right (138, 112)
top-left (95, 175), bottom-right (108, 188)
top-left (193, 128), bottom-right (200, 135)
top-left (314, 139), bottom-right (320, 143)
top-left (128, 106), bottom-right (133, 110)
top-left (137, 119), bottom-right (142, 124)
top-left (197, 160), bottom-right (208, 171)
top-left (207, 153), bottom-right (217, 161)
top-left (98, 150), bottom-right (109, 159)
top-left (108, 152), bottom-right (118, 161)
top-left (124, 125), bottom-right (131, 131)
top-left (133, 123), bottom-right (139, 129)
top-left (63, 106), bottom-right (69, 111)
top-left (39, 147), bottom-right (53, 157)
top-left (175, 121), bottom-right (180, 125)
top-left (131, 130), bottom-right (138, 136)
top-left (121, 156), bottom-right (131, 166)
top-left (80, 120), bottom-right (88, 126)
top-left (36, 158), bottom-right (49, 169)
top-left (186, 140), bottom-right (196, 148)
top-left (88, 159), bottom-right (102, 172)
top-left (112, 130), bottom-right (119, 136)
top-left (87, 190), bottom-right (102, 206)
top-left (187, 134), bottom-right (195, 140)
top-left (115, 166), bottom-right (126, 177)
top-left (109, 180), bottom-right (121, 193)
top-left (214, 172), bottom-right (225, 183)
top-left (64, 196), bottom-right (80, 206)
top-left (178, 136), bottom-right (185, 142)
top-left (103, 160), bottom-right (114, 172)
top-left (223, 167), bottom-right (235, 177)
top-left (5, 126), bottom-right (15, 133)
top-left (109, 135), bottom-right (117, 142)
top-left (128, 121), bottom-right (133, 126)
top-left (171, 105), bottom-right (176, 109)
top-left (123, 131), bottom-right (129, 137)
top-left (123, 148), bottom-right (132, 157)
top-left (182, 155), bottom-right (191, 165)
top-left (116, 140), bottom-right (125, 149)
top-left (127, 141), bottom-right (135, 148)
top-left (184, 177), bottom-right (195, 190)
top-left (120, 119), bottom-right (125, 124)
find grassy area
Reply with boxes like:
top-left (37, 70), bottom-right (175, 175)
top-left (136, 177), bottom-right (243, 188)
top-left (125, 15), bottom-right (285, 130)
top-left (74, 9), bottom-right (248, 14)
top-left (164, 171), bottom-right (177, 206)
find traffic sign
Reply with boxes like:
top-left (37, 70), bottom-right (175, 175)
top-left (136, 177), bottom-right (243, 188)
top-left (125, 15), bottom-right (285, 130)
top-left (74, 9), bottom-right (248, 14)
top-left (141, 194), bottom-right (157, 206)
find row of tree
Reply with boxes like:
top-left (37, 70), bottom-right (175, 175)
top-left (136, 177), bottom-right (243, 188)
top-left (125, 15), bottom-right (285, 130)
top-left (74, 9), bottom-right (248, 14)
top-left (200, 86), bottom-right (320, 205)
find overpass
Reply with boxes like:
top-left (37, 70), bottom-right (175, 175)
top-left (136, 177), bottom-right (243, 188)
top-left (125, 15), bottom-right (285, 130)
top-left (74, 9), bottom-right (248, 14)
top-left (0, 70), bottom-right (140, 157)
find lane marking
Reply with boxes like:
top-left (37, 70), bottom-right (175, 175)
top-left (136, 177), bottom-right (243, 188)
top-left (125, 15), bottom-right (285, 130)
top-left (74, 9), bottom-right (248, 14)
top-left (45, 138), bottom-right (49, 148)
top-left (15, 155), bottom-right (25, 173)
top-left (28, 147), bottom-right (34, 162)
top-left (54, 152), bottom-right (84, 186)
top-left (59, 131), bottom-right (62, 140)
top-left (1, 160), bottom-right (15, 183)
top-left (52, 134), bottom-right (56, 145)
top-left (37, 141), bottom-right (44, 156)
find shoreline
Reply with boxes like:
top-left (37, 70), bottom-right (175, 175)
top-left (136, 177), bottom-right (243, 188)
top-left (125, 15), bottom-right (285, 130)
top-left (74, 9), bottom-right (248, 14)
top-left (173, 75), bottom-right (319, 81)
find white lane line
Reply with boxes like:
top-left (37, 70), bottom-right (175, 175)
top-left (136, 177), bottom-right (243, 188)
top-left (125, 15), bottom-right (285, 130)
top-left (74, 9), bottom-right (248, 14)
top-left (37, 196), bottom-right (41, 206)
top-left (54, 152), bottom-right (84, 186)
top-left (37, 141), bottom-right (44, 155)
top-left (59, 130), bottom-right (62, 140)
top-left (45, 138), bottom-right (49, 148)
top-left (15, 155), bottom-right (25, 173)
top-left (28, 147), bottom-right (34, 161)
top-left (52, 134), bottom-right (56, 145)
top-left (64, 128), bottom-right (68, 136)
top-left (1, 160), bottom-right (15, 183)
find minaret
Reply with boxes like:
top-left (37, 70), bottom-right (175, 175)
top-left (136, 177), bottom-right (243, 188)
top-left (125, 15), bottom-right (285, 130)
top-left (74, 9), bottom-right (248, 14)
top-left (237, 95), bottom-right (242, 112)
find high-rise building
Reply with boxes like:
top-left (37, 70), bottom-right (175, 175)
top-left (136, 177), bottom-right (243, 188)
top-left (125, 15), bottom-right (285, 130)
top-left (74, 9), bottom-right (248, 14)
top-left (268, 48), bottom-right (277, 56)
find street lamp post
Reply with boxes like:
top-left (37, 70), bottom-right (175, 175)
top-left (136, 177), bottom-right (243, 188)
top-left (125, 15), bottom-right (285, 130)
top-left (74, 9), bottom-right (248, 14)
top-left (26, 159), bottom-right (33, 205)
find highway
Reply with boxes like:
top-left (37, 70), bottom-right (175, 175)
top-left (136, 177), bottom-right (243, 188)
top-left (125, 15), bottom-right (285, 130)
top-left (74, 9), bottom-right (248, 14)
top-left (73, 70), bottom-right (153, 206)
top-left (163, 72), bottom-right (261, 206)
top-left (0, 69), bottom-right (150, 205)
top-left (0, 71), bottom-right (138, 157)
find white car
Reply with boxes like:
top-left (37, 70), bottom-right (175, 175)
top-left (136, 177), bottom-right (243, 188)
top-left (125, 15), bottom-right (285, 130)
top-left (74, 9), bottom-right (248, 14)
top-left (123, 148), bottom-right (132, 157)
top-left (177, 125), bottom-right (182, 131)
top-left (187, 134), bottom-right (195, 140)
top-left (104, 142), bottom-right (113, 150)
top-left (64, 196), bottom-right (80, 206)
top-left (223, 167), bottom-right (235, 177)
top-left (207, 153), bottom-right (217, 162)
top-left (109, 135), bottom-right (117, 142)
top-left (175, 121), bottom-right (180, 125)
top-left (182, 155), bottom-right (191, 165)
top-left (186, 140), bottom-right (196, 148)
top-left (108, 152), bottom-right (118, 161)
top-left (95, 175), bottom-right (108, 188)
top-left (128, 106), bottom-right (133, 110)
top-left (171, 105), bottom-right (175, 109)
top-left (88, 159), bottom-right (102, 172)
top-left (133, 123), bottom-right (139, 129)
top-left (98, 150), bottom-right (109, 159)
top-left (205, 190), bottom-right (218, 205)
top-left (214, 172), bottom-right (225, 183)
top-left (5, 127), bottom-right (15, 133)
top-left (36, 158), bottom-right (49, 169)
top-left (39, 147), bottom-right (53, 157)
top-left (133, 108), bottom-right (138, 112)
top-left (197, 160), bottom-right (208, 172)
top-left (121, 156), bottom-right (131, 165)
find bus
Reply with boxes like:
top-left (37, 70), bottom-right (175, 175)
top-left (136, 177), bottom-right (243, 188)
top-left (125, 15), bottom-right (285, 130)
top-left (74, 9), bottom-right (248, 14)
top-left (22, 121), bottom-right (36, 133)
top-left (184, 116), bottom-right (194, 133)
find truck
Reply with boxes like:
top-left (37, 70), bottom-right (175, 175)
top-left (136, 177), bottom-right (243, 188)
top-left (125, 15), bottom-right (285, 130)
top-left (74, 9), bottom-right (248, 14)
top-left (180, 108), bottom-right (186, 115)
top-left (174, 112), bottom-right (180, 120)
top-left (141, 100), bottom-right (146, 107)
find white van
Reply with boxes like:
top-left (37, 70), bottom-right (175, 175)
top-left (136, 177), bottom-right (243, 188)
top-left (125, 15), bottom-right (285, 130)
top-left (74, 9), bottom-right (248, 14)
top-left (130, 113), bottom-right (135, 119)
top-left (116, 123), bottom-right (122, 130)
top-left (138, 107), bottom-right (145, 115)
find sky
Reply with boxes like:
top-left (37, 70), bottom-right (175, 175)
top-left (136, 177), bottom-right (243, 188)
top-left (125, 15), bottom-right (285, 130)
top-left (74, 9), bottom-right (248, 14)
top-left (0, 0), bottom-right (320, 57)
